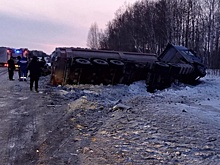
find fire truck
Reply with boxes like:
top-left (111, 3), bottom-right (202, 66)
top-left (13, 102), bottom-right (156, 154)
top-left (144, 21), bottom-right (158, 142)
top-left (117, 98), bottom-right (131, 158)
top-left (0, 47), bottom-right (29, 69)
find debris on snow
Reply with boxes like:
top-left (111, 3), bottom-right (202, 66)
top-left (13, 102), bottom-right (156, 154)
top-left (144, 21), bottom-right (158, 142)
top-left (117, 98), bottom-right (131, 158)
top-left (112, 103), bottom-right (131, 111)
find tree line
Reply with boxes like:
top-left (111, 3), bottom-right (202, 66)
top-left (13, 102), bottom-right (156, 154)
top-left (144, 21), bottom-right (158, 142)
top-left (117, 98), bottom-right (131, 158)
top-left (87, 0), bottom-right (220, 69)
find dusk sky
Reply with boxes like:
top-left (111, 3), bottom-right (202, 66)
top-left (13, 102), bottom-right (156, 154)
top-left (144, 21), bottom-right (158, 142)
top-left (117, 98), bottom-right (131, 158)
top-left (0, 0), bottom-right (137, 54)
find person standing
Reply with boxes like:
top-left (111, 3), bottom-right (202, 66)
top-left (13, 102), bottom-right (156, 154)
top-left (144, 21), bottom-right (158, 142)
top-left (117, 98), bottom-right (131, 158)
top-left (17, 56), bottom-right (21, 80)
top-left (7, 56), bottom-right (15, 80)
top-left (27, 56), bottom-right (41, 92)
top-left (17, 49), bottom-right (29, 81)
top-left (18, 56), bottom-right (28, 81)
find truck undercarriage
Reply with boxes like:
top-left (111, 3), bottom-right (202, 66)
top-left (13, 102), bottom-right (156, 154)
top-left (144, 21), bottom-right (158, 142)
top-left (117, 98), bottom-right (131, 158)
top-left (50, 43), bottom-right (206, 92)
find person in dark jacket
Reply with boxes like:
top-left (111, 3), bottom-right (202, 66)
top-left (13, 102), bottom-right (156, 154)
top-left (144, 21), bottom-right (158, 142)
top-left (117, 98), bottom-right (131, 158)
top-left (7, 56), bottom-right (15, 80)
top-left (27, 56), bottom-right (41, 92)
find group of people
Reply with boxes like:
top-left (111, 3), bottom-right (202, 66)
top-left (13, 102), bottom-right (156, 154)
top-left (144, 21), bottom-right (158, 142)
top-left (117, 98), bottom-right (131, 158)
top-left (7, 56), bottom-right (46, 93)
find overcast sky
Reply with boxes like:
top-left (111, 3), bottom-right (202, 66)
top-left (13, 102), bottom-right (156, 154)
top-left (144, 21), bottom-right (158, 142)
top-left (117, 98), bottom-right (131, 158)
top-left (0, 0), bottom-right (137, 54)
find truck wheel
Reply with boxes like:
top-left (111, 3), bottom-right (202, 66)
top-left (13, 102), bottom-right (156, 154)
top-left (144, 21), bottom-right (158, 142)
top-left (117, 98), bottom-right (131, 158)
top-left (92, 59), bottom-right (109, 66)
top-left (109, 59), bottom-right (124, 66)
top-left (75, 58), bottom-right (91, 65)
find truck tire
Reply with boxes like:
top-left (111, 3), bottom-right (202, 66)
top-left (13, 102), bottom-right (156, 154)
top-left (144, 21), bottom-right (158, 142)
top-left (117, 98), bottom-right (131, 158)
top-left (109, 59), bottom-right (124, 66)
top-left (92, 58), bottom-right (109, 66)
top-left (75, 58), bottom-right (91, 65)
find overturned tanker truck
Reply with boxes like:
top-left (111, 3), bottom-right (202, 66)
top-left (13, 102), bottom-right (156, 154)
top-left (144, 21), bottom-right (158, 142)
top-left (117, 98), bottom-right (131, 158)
top-left (50, 43), bottom-right (206, 92)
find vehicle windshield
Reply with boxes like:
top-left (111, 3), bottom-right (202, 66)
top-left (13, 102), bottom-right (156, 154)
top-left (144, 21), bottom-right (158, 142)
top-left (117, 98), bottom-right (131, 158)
top-left (180, 50), bottom-right (195, 57)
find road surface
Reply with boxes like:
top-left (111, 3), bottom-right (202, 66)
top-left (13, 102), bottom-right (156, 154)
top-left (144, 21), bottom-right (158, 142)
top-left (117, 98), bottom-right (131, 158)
top-left (0, 67), bottom-right (220, 165)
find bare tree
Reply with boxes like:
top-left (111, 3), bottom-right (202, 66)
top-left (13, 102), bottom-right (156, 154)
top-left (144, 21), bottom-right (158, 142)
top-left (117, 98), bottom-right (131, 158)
top-left (97, 0), bottom-right (220, 68)
top-left (87, 22), bottom-right (100, 49)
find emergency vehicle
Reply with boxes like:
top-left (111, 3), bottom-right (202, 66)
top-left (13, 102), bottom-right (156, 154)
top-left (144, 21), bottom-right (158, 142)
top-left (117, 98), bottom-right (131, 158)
top-left (0, 47), bottom-right (29, 69)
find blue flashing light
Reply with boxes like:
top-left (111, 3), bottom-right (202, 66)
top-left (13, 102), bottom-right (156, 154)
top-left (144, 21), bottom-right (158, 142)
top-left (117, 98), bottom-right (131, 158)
top-left (15, 49), bottom-right (21, 54)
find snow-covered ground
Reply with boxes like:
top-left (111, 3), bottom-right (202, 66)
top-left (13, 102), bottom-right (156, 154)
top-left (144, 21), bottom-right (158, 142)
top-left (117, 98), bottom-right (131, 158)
top-left (59, 71), bottom-right (220, 124)
top-left (151, 73), bottom-right (220, 125)
top-left (53, 70), bottom-right (220, 164)
top-left (55, 70), bottom-right (220, 134)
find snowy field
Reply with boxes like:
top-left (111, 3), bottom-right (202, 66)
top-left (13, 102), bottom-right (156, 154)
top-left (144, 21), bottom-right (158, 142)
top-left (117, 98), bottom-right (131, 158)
top-left (56, 69), bottom-right (220, 133)
top-left (54, 69), bottom-right (220, 164)
top-left (59, 70), bottom-right (220, 122)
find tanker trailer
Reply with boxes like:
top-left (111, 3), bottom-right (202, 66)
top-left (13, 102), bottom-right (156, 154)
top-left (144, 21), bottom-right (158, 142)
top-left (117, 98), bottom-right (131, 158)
top-left (50, 44), bottom-right (206, 92)
top-left (50, 47), bottom-right (158, 86)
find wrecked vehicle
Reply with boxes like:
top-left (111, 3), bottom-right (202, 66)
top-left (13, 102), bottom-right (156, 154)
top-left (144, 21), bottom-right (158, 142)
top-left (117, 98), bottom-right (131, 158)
top-left (50, 43), bottom-right (206, 92)
top-left (146, 43), bottom-right (206, 92)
